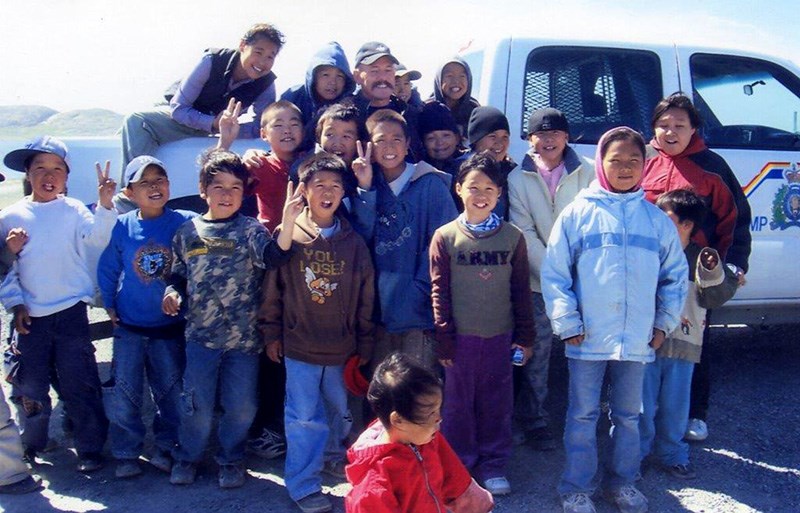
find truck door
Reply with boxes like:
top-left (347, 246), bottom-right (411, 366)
top-left (677, 48), bottom-right (800, 310)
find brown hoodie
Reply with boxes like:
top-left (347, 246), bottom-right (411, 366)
top-left (259, 208), bottom-right (375, 366)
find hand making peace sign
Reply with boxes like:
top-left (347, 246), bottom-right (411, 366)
top-left (352, 140), bottom-right (373, 190)
top-left (96, 160), bottom-right (116, 210)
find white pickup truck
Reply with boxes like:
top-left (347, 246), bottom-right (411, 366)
top-left (3, 37), bottom-right (799, 326)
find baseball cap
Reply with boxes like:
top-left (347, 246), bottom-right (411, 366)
top-left (3, 136), bottom-right (70, 177)
top-left (395, 64), bottom-right (421, 81)
top-left (527, 107), bottom-right (570, 136)
top-left (355, 41), bottom-right (398, 67)
top-left (124, 155), bottom-right (167, 185)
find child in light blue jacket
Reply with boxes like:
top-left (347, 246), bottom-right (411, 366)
top-left (542, 127), bottom-right (688, 513)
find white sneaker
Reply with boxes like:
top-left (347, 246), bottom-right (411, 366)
top-left (562, 492), bottom-right (597, 513)
top-left (684, 418), bottom-right (708, 441)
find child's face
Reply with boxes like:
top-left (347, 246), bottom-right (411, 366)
top-left (663, 209), bottom-right (693, 247)
top-left (529, 130), bottom-right (568, 165)
top-left (423, 130), bottom-right (459, 161)
top-left (440, 62), bottom-right (468, 102)
top-left (392, 390), bottom-right (443, 446)
top-left (261, 107), bottom-right (303, 158)
top-left (601, 139), bottom-right (644, 193)
top-left (201, 171), bottom-right (244, 219)
top-left (238, 37), bottom-right (279, 81)
top-left (654, 107), bottom-right (696, 156)
top-left (26, 153), bottom-right (68, 203)
top-left (355, 56), bottom-right (396, 103)
top-left (320, 119), bottom-right (359, 165)
top-left (394, 75), bottom-right (413, 103)
top-left (370, 121), bottom-right (408, 174)
top-left (313, 65), bottom-right (347, 102)
top-left (125, 166), bottom-right (170, 214)
top-left (474, 129), bottom-right (510, 162)
top-left (304, 170), bottom-right (345, 227)
top-left (456, 170), bottom-right (501, 223)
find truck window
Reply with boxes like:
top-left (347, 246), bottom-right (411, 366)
top-left (691, 53), bottom-right (800, 151)
top-left (522, 47), bottom-right (662, 143)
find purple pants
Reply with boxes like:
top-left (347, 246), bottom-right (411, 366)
top-left (442, 332), bottom-right (513, 481)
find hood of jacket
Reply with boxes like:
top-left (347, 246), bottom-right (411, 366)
top-left (290, 207), bottom-right (354, 244)
top-left (303, 42), bottom-right (355, 108)
top-left (431, 56), bottom-right (473, 107)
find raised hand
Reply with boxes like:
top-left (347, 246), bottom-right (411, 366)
top-left (217, 98), bottom-right (242, 150)
top-left (242, 149), bottom-right (269, 170)
top-left (352, 140), bottom-right (374, 190)
top-left (6, 228), bottom-right (29, 254)
top-left (276, 181), bottom-right (306, 251)
top-left (96, 160), bottom-right (117, 210)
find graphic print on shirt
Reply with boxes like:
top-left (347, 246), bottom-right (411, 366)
top-left (134, 242), bottom-right (172, 284)
top-left (305, 267), bottom-right (338, 304)
top-left (375, 200), bottom-right (414, 256)
top-left (456, 249), bottom-right (512, 281)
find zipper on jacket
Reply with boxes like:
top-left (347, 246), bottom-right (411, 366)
top-left (410, 444), bottom-right (443, 513)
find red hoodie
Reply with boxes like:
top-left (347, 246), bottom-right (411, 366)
top-left (345, 420), bottom-right (492, 513)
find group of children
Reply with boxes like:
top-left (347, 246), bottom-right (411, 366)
top-left (0, 22), bottom-right (752, 513)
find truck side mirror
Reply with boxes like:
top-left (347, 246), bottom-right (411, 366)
top-left (743, 84), bottom-right (753, 96)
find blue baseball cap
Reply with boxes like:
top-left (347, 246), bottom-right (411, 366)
top-left (3, 136), bottom-right (70, 176)
top-left (124, 155), bottom-right (167, 185)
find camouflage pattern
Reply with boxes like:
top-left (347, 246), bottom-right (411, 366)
top-left (170, 214), bottom-right (289, 354)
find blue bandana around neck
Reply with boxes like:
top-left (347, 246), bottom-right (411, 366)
top-left (458, 212), bottom-right (501, 233)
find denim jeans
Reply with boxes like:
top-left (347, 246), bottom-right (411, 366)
top-left (103, 325), bottom-right (185, 460)
top-left (640, 356), bottom-right (693, 466)
top-left (172, 343), bottom-right (259, 465)
top-left (514, 292), bottom-right (554, 430)
top-left (11, 302), bottom-right (107, 455)
top-left (284, 357), bottom-right (350, 501)
top-left (559, 358), bottom-right (646, 496)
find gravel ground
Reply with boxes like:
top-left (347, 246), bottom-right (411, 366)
top-left (2, 311), bottom-right (799, 513)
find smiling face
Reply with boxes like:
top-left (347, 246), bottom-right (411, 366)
top-left (370, 120), bottom-right (408, 177)
top-left (394, 75), bottom-right (413, 103)
top-left (474, 129), bottom-right (510, 162)
top-left (456, 169), bottom-right (501, 224)
top-left (356, 56), bottom-right (396, 106)
top-left (602, 138), bottom-right (644, 193)
top-left (423, 130), bottom-right (459, 161)
top-left (529, 129), bottom-right (568, 168)
top-left (26, 153), bottom-right (68, 203)
top-left (440, 62), bottom-right (468, 105)
top-left (261, 106), bottom-right (303, 161)
top-left (320, 119), bottom-right (359, 165)
top-left (304, 170), bottom-right (345, 228)
top-left (390, 390), bottom-right (443, 446)
top-left (201, 171), bottom-right (244, 219)
top-left (654, 107), bottom-right (697, 156)
top-left (125, 165), bottom-right (170, 218)
top-left (236, 37), bottom-right (279, 81)
top-left (313, 65), bottom-right (346, 102)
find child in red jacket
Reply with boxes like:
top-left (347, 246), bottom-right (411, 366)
top-left (345, 353), bottom-right (493, 513)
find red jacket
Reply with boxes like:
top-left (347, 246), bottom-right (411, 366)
top-left (345, 421), bottom-right (491, 513)
top-left (642, 134), bottom-right (751, 272)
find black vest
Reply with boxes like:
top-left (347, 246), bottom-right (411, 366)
top-left (164, 48), bottom-right (276, 115)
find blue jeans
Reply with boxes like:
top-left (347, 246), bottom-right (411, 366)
top-left (639, 357), bottom-right (693, 466)
top-left (284, 357), bottom-right (350, 501)
top-left (103, 325), bottom-right (185, 460)
top-left (559, 359), bottom-right (646, 496)
top-left (173, 343), bottom-right (259, 465)
top-left (11, 302), bottom-right (107, 455)
top-left (514, 292), bottom-right (554, 430)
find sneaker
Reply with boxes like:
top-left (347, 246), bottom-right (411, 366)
top-left (115, 459), bottom-right (142, 479)
top-left (149, 450), bottom-right (173, 473)
top-left (604, 484), bottom-right (648, 513)
top-left (76, 452), bottom-right (104, 473)
top-left (295, 491), bottom-right (332, 513)
top-left (0, 476), bottom-right (42, 495)
top-left (667, 462), bottom-right (697, 480)
top-left (685, 418), bottom-right (708, 441)
top-left (562, 492), bottom-right (597, 513)
top-left (483, 476), bottom-right (511, 496)
top-left (170, 461), bottom-right (197, 485)
top-left (526, 425), bottom-right (557, 451)
top-left (247, 427), bottom-right (287, 459)
top-left (218, 463), bottom-right (246, 488)
top-left (322, 459), bottom-right (347, 479)
top-left (22, 448), bottom-right (38, 466)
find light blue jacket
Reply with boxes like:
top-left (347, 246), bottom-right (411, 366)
top-left (541, 182), bottom-right (688, 362)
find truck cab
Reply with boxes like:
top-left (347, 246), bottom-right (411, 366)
top-left (461, 37), bottom-right (800, 325)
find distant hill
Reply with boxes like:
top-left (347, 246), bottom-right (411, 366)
top-left (0, 105), bottom-right (123, 138)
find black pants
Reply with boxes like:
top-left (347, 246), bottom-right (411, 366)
top-left (250, 352), bottom-right (286, 436)
top-left (689, 312), bottom-right (712, 420)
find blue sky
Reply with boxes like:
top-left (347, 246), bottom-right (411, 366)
top-left (0, 0), bottom-right (796, 113)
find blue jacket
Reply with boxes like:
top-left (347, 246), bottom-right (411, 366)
top-left (350, 162), bottom-right (457, 332)
top-left (541, 182), bottom-right (688, 362)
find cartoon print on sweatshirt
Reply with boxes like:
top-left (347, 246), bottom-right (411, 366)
top-left (305, 267), bottom-right (339, 304)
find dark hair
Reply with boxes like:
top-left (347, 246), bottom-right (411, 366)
top-left (368, 353), bottom-right (443, 429)
top-left (260, 100), bottom-right (303, 128)
top-left (599, 127), bottom-right (646, 161)
top-left (298, 152), bottom-right (348, 184)
top-left (651, 92), bottom-right (702, 129)
top-left (366, 109), bottom-right (409, 139)
top-left (241, 23), bottom-right (285, 50)
top-left (655, 188), bottom-right (708, 236)
top-left (315, 103), bottom-right (366, 143)
top-left (198, 150), bottom-right (249, 191)
top-left (456, 150), bottom-right (505, 188)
